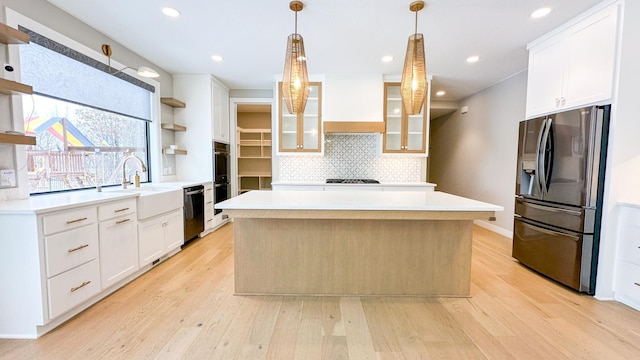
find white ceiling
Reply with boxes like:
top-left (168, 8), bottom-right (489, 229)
top-left (47, 0), bottom-right (603, 101)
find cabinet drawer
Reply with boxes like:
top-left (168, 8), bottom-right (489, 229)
top-left (42, 207), bottom-right (97, 235)
top-left (204, 185), bottom-right (214, 203)
top-left (98, 199), bottom-right (136, 221)
top-left (44, 224), bottom-right (99, 277)
top-left (47, 258), bottom-right (101, 319)
top-left (614, 260), bottom-right (640, 302)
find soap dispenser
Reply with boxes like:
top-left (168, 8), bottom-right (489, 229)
top-left (134, 171), bottom-right (140, 187)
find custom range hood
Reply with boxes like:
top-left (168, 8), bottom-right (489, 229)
top-left (322, 74), bottom-right (385, 134)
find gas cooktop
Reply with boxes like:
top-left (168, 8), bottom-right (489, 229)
top-left (326, 179), bottom-right (380, 184)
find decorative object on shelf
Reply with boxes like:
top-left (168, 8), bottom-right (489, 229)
top-left (282, 1), bottom-right (310, 115)
top-left (400, 1), bottom-right (428, 115)
top-left (101, 44), bottom-right (159, 78)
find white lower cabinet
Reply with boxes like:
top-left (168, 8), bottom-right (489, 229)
top-left (44, 223), bottom-right (99, 278)
top-left (47, 259), bottom-right (101, 319)
top-left (614, 205), bottom-right (640, 310)
top-left (164, 210), bottom-right (184, 252)
top-left (98, 199), bottom-right (138, 289)
top-left (99, 215), bottom-right (138, 289)
top-left (0, 195), bottom-right (185, 339)
top-left (138, 208), bottom-right (184, 267)
top-left (203, 182), bottom-right (215, 234)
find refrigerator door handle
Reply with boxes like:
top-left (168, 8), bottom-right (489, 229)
top-left (517, 199), bottom-right (583, 216)
top-left (538, 118), bottom-right (552, 195)
top-left (534, 119), bottom-right (547, 196)
top-left (518, 219), bottom-right (580, 241)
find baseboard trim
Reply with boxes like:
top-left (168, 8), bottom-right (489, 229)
top-left (474, 220), bottom-right (513, 239)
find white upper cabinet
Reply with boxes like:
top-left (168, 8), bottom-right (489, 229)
top-left (212, 79), bottom-right (230, 143)
top-left (526, 3), bottom-right (619, 118)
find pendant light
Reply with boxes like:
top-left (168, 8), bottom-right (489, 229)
top-left (400, 1), bottom-right (428, 115)
top-left (282, 1), bottom-right (310, 115)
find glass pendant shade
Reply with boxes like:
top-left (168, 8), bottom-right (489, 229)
top-left (282, 33), bottom-right (310, 115)
top-left (400, 33), bottom-right (427, 115)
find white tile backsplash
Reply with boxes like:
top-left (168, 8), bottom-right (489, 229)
top-left (278, 135), bottom-right (423, 182)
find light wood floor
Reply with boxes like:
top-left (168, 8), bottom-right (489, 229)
top-left (2, 223), bottom-right (640, 359)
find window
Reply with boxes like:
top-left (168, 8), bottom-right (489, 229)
top-left (23, 95), bottom-right (149, 193)
top-left (18, 26), bottom-right (155, 194)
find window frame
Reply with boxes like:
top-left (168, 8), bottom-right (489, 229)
top-left (5, 8), bottom-right (162, 195)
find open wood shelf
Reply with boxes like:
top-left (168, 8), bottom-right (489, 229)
top-left (0, 133), bottom-right (36, 145)
top-left (160, 97), bottom-right (186, 108)
top-left (0, 78), bottom-right (33, 95)
top-left (0, 23), bottom-right (30, 44)
top-left (161, 123), bottom-right (187, 132)
top-left (238, 127), bottom-right (271, 133)
top-left (163, 148), bottom-right (187, 155)
top-left (237, 105), bottom-right (272, 193)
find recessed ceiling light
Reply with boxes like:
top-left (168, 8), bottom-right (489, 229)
top-left (211, 55), bottom-right (224, 62)
top-left (382, 55), bottom-right (394, 62)
top-left (531, 7), bottom-right (551, 18)
top-left (466, 55), bottom-right (480, 63)
top-left (436, 90), bottom-right (446, 96)
top-left (162, 7), bottom-right (181, 17)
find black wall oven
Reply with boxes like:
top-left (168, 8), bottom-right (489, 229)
top-left (213, 141), bottom-right (231, 215)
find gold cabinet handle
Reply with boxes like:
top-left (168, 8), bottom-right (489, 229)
top-left (66, 217), bottom-right (88, 224)
top-left (68, 244), bottom-right (89, 253)
top-left (114, 207), bottom-right (130, 213)
top-left (115, 218), bottom-right (131, 224)
top-left (70, 281), bottom-right (91, 292)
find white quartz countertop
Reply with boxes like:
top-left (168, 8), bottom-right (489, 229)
top-left (0, 190), bottom-right (138, 215)
top-left (0, 180), bottom-right (211, 215)
top-left (271, 181), bottom-right (437, 187)
top-left (217, 190), bottom-right (502, 212)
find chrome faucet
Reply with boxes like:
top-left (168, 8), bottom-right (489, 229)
top-left (122, 153), bottom-right (147, 189)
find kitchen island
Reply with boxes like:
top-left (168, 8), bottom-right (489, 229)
top-left (217, 190), bottom-right (502, 297)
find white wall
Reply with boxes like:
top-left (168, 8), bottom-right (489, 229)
top-left (429, 71), bottom-right (527, 236)
top-left (596, 0), bottom-right (640, 299)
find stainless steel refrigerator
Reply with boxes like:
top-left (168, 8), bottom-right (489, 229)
top-left (513, 105), bottom-right (610, 294)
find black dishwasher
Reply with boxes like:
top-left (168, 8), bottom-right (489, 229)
top-left (184, 185), bottom-right (205, 242)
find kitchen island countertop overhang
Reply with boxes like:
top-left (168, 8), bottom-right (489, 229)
top-left (217, 190), bottom-right (503, 297)
top-left (217, 190), bottom-right (502, 219)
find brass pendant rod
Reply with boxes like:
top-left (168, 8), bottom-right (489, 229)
top-left (415, 10), bottom-right (418, 35)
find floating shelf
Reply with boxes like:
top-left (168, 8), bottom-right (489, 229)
top-left (161, 123), bottom-right (187, 132)
top-left (163, 148), bottom-right (187, 155)
top-left (0, 133), bottom-right (36, 145)
top-left (0, 23), bottom-right (30, 44)
top-left (237, 128), bottom-right (271, 133)
top-left (160, 97), bottom-right (186, 108)
top-left (0, 78), bottom-right (33, 95)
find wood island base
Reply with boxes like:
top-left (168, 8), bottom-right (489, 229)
top-left (232, 217), bottom-right (473, 297)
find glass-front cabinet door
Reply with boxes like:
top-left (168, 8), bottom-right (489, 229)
top-left (278, 82), bottom-right (322, 152)
top-left (383, 83), bottom-right (427, 154)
